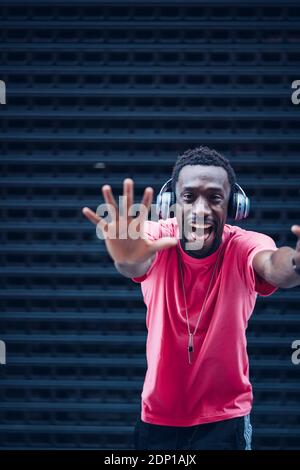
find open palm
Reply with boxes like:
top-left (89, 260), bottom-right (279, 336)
top-left (82, 178), bottom-right (177, 265)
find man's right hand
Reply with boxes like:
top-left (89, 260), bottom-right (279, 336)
top-left (82, 178), bottom-right (177, 267)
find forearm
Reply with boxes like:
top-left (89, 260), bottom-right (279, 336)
top-left (114, 255), bottom-right (155, 278)
top-left (269, 247), bottom-right (300, 288)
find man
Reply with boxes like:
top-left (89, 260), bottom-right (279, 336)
top-left (83, 146), bottom-right (300, 450)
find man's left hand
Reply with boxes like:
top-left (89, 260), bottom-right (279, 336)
top-left (291, 225), bottom-right (300, 270)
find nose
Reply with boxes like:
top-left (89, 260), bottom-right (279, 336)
top-left (192, 197), bottom-right (211, 220)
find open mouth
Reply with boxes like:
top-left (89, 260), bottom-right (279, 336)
top-left (190, 224), bottom-right (214, 242)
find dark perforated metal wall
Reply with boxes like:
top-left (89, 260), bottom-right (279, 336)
top-left (0, 0), bottom-right (300, 450)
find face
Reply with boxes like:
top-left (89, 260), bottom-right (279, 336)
top-left (176, 165), bottom-right (231, 258)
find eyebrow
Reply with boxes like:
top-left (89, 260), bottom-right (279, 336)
top-left (181, 185), bottom-right (225, 194)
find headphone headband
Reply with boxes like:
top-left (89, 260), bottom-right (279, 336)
top-left (156, 179), bottom-right (250, 221)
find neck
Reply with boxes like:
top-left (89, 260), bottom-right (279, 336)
top-left (180, 238), bottom-right (221, 259)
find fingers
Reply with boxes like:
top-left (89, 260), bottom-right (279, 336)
top-left (123, 178), bottom-right (134, 218)
top-left (141, 187), bottom-right (154, 214)
top-left (136, 187), bottom-right (154, 229)
top-left (101, 179), bottom-right (150, 222)
top-left (291, 225), bottom-right (300, 237)
top-left (292, 225), bottom-right (300, 252)
top-left (82, 207), bottom-right (107, 230)
top-left (102, 185), bottom-right (118, 214)
top-left (150, 237), bottom-right (178, 254)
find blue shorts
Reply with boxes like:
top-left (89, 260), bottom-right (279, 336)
top-left (134, 414), bottom-right (252, 450)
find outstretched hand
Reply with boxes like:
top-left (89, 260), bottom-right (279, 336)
top-left (82, 178), bottom-right (177, 265)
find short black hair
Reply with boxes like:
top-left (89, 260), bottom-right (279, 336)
top-left (171, 146), bottom-right (236, 196)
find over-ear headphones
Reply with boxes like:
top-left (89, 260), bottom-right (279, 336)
top-left (156, 178), bottom-right (250, 221)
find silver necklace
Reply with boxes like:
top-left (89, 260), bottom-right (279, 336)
top-left (177, 246), bottom-right (222, 365)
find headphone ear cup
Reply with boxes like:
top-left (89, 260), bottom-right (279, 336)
top-left (234, 192), bottom-right (243, 221)
top-left (156, 178), bottom-right (176, 219)
top-left (160, 192), bottom-right (172, 220)
top-left (229, 184), bottom-right (250, 221)
top-left (156, 193), bottom-right (162, 218)
top-left (233, 191), bottom-right (250, 220)
top-left (239, 194), bottom-right (250, 219)
top-left (169, 191), bottom-right (176, 218)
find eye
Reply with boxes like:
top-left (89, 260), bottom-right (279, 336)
top-left (210, 194), bottom-right (223, 202)
top-left (182, 193), bottom-right (193, 202)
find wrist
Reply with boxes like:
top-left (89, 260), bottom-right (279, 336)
top-left (114, 256), bottom-right (155, 278)
top-left (114, 257), bottom-right (151, 267)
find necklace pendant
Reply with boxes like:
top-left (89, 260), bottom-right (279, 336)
top-left (188, 334), bottom-right (194, 364)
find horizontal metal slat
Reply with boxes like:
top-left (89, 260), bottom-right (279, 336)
top-left (1, 65), bottom-right (299, 75)
top-left (1, 266), bottom-right (118, 277)
top-left (1, 132), bottom-right (299, 144)
top-left (0, 311), bottom-right (143, 320)
top-left (1, 0), bottom-right (298, 5)
top-left (1, 156), bottom-right (299, 166)
top-left (0, 244), bottom-right (100, 254)
top-left (7, 87), bottom-right (290, 98)
top-left (1, 20), bottom-right (299, 31)
top-left (0, 402), bottom-right (139, 412)
top-left (0, 289), bottom-right (143, 301)
top-left (0, 368), bottom-right (147, 378)
top-left (251, 382), bottom-right (300, 391)
top-left (2, 111), bottom-right (299, 120)
top-left (0, 176), bottom-right (299, 187)
top-left (2, 43), bottom-right (300, 52)
top-left (0, 423), bottom-right (131, 434)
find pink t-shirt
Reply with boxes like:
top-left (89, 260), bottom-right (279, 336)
top-left (132, 218), bottom-right (278, 427)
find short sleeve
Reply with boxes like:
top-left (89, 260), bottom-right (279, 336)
top-left (235, 229), bottom-right (278, 296)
